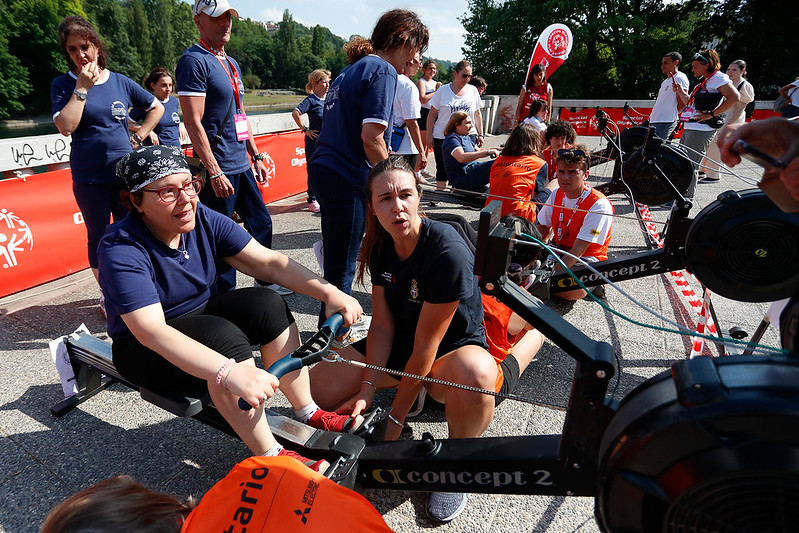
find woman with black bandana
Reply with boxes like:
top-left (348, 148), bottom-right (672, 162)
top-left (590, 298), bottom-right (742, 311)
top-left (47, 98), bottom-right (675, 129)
top-left (97, 146), bottom-right (362, 469)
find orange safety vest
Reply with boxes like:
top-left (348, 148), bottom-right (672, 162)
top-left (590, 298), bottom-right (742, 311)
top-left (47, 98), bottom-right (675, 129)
top-left (550, 186), bottom-right (612, 261)
top-left (182, 456), bottom-right (393, 533)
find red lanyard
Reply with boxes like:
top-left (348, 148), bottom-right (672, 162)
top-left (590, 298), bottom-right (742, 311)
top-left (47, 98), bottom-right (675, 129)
top-left (200, 40), bottom-right (242, 111)
top-left (556, 184), bottom-right (591, 242)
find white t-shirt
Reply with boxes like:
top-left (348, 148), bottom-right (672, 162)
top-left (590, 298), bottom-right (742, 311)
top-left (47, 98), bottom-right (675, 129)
top-left (538, 187), bottom-right (613, 261)
top-left (392, 74), bottom-right (421, 155)
top-left (419, 77), bottom-right (438, 110)
top-left (788, 80), bottom-right (799, 107)
top-left (429, 83), bottom-right (483, 139)
top-left (650, 71), bottom-right (689, 123)
top-left (684, 70), bottom-right (732, 132)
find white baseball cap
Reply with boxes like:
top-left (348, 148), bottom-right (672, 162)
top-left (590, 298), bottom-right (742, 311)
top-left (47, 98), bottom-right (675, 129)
top-left (193, 0), bottom-right (239, 18)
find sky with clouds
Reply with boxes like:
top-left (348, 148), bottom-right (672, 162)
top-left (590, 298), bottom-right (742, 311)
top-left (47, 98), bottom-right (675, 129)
top-left (223, 0), bottom-right (470, 62)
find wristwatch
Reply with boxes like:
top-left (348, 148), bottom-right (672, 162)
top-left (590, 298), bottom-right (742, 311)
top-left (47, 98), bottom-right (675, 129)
top-left (73, 89), bottom-right (87, 101)
top-left (252, 152), bottom-right (267, 162)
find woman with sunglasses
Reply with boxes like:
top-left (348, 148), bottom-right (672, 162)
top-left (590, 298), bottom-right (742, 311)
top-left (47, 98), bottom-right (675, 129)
top-left (97, 146), bottom-right (363, 469)
top-left (675, 49), bottom-right (739, 197)
top-left (425, 60), bottom-right (485, 190)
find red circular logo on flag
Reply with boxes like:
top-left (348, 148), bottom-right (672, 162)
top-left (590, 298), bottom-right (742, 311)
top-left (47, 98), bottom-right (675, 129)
top-left (547, 29), bottom-right (570, 58)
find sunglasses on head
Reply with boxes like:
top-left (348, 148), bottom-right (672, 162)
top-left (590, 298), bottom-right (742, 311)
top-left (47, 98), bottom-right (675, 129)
top-left (693, 53), bottom-right (709, 63)
top-left (557, 148), bottom-right (587, 157)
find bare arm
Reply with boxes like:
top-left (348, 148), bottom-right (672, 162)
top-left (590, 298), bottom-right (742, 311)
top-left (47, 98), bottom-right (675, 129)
top-left (514, 87), bottom-right (526, 122)
top-left (134, 100), bottom-right (165, 145)
top-left (546, 84), bottom-right (554, 121)
top-left (53, 63), bottom-right (100, 136)
top-left (337, 285), bottom-right (396, 417)
top-left (557, 238), bottom-right (592, 270)
top-left (224, 240), bottom-right (362, 326)
top-left (389, 301), bottom-right (459, 427)
top-left (180, 94), bottom-right (234, 196)
top-left (361, 122), bottom-right (389, 166)
top-left (417, 78), bottom-right (436, 105)
top-left (122, 303), bottom-right (279, 407)
top-left (425, 106), bottom-right (439, 149)
top-left (451, 146), bottom-right (499, 164)
top-left (474, 110), bottom-right (485, 147)
top-left (405, 118), bottom-right (426, 170)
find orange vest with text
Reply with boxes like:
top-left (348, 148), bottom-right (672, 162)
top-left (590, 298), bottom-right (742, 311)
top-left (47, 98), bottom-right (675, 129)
top-left (551, 187), bottom-right (612, 261)
top-left (182, 456), bottom-right (393, 533)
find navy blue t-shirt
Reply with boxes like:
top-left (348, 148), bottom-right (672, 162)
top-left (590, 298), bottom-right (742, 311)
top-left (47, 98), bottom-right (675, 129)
top-left (98, 204), bottom-right (252, 340)
top-left (442, 133), bottom-right (476, 185)
top-left (309, 55), bottom-right (397, 190)
top-left (295, 93), bottom-right (325, 158)
top-left (371, 218), bottom-right (487, 368)
top-left (175, 45), bottom-right (249, 174)
top-left (51, 71), bottom-right (156, 184)
top-left (295, 93), bottom-right (325, 132)
top-left (130, 96), bottom-right (181, 148)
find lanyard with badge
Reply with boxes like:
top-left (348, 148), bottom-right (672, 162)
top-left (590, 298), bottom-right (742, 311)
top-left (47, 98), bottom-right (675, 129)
top-left (200, 40), bottom-right (249, 141)
top-left (555, 184), bottom-right (591, 242)
top-left (678, 77), bottom-right (708, 123)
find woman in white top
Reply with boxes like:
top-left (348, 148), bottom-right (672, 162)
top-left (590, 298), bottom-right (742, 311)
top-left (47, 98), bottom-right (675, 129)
top-left (675, 49), bottom-right (739, 197)
top-left (703, 59), bottom-right (755, 181)
top-left (425, 60), bottom-right (485, 189)
top-left (778, 77), bottom-right (799, 119)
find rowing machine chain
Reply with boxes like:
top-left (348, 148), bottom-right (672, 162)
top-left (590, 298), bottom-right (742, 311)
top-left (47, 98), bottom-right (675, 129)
top-left (321, 352), bottom-right (566, 411)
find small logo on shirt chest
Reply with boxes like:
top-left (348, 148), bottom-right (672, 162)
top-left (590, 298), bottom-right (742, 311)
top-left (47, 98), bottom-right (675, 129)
top-left (409, 279), bottom-right (419, 301)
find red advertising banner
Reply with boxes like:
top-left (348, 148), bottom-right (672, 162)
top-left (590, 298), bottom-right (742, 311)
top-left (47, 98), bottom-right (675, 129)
top-left (253, 130), bottom-right (309, 204)
top-left (0, 169), bottom-right (88, 298)
top-left (559, 107), bottom-right (781, 137)
top-left (558, 107), bottom-right (651, 136)
top-left (0, 131), bottom-right (309, 298)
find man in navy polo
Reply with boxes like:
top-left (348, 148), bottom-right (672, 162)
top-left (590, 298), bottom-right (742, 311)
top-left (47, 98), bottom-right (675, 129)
top-left (177, 0), bottom-right (286, 294)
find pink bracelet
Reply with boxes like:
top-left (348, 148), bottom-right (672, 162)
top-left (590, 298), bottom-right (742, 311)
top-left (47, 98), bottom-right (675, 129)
top-left (216, 358), bottom-right (235, 387)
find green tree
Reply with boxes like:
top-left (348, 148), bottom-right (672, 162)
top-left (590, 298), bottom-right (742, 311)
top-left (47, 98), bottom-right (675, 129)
top-left (0, 21), bottom-right (31, 118)
top-left (2, 0), bottom-right (78, 114)
top-left (462, 0), bottom-right (707, 98)
top-left (84, 0), bottom-right (142, 81)
top-left (127, 0), bottom-right (151, 79)
top-left (274, 9), bottom-right (298, 88)
top-left (702, 0), bottom-right (798, 98)
top-left (311, 24), bottom-right (324, 57)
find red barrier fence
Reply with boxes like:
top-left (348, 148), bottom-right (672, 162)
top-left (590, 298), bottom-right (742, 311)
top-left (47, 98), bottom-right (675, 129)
top-left (0, 130), bottom-right (308, 298)
top-left (559, 107), bottom-right (780, 136)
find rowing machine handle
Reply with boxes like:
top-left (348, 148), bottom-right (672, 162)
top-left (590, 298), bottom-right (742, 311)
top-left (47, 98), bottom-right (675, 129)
top-left (238, 313), bottom-right (346, 410)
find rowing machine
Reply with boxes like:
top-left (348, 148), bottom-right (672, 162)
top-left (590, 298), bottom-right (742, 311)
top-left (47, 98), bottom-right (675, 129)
top-left (249, 201), bottom-right (799, 532)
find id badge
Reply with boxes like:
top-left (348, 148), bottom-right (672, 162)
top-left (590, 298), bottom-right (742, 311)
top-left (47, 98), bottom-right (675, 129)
top-left (679, 105), bottom-right (695, 123)
top-left (234, 113), bottom-right (250, 141)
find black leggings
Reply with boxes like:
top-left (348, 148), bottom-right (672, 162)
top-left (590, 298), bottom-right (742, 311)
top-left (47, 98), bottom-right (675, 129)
top-left (112, 287), bottom-right (294, 397)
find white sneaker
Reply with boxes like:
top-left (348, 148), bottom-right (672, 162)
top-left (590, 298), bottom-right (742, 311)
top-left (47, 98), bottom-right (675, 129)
top-left (266, 283), bottom-right (293, 296)
top-left (308, 200), bottom-right (321, 213)
top-left (427, 492), bottom-right (466, 523)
